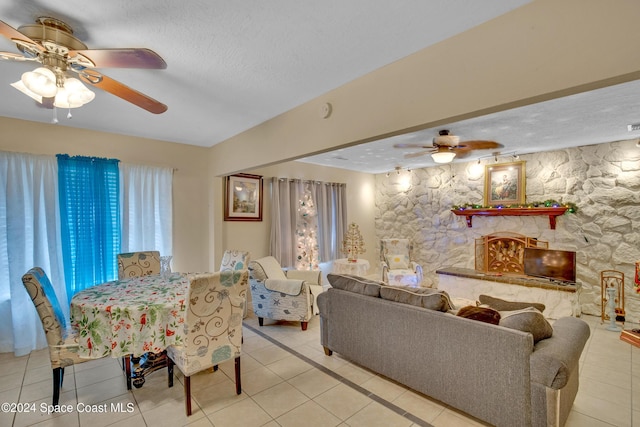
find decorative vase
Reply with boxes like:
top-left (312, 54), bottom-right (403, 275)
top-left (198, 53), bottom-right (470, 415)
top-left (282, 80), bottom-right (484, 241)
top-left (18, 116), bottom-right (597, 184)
top-left (160, 255), bottom-right (172, 278)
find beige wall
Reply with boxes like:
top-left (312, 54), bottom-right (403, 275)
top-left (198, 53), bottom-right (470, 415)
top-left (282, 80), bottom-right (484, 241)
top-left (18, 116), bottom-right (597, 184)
top-left (211, 161), bottom-right (376, 273)
top-left (0, 117), bottom-right (210, 273)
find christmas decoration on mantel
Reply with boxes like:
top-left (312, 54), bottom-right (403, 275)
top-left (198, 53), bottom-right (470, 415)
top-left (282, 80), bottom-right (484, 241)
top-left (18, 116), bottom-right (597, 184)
top-left (342, 222), bottom-right (366, 262)
top-left (452, 199), bottom-right (578, 213)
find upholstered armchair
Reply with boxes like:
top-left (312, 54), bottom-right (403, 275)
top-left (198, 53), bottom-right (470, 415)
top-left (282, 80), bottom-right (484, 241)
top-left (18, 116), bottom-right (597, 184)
top-left (22, 267), bottom-right (106, 406)
top-left (380, 238), bottom-right (423, 287)
top-left (166, 270), bottom-right (248, 416)
top-left (220, 250), bottom-right (250, 318)
top-left (248, 256), bottom-right (323, 331)
top-left (117, 250), bottom-right (161, 279)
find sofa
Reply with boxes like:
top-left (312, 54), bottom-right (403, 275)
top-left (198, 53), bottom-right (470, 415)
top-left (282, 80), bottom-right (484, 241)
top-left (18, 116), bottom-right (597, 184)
top-left (317, 274), bottom-right (590, 427)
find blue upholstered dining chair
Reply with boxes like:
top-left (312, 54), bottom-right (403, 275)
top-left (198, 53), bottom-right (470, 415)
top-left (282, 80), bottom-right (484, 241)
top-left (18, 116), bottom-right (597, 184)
top-left (166, 270), bottom-right (248, 416)
top-left (22, 267), bottom-right (106, 406)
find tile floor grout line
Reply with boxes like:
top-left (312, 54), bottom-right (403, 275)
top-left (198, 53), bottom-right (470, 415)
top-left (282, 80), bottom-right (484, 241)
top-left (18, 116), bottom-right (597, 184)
top-left (243, 323), bottom-right (432, 427)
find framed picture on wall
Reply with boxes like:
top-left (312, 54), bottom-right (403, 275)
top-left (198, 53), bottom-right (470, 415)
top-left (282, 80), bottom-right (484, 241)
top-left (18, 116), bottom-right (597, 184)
top-left (224, 174), bottom-right (263, 221)
top-left (484, 161), bottom-right (526, 206)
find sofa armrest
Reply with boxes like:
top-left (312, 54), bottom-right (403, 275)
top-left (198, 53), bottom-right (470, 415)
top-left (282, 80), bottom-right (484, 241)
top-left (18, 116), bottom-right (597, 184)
top-left (286, 269), bottom-right (321, 284)
top-left (529, 316), bottom-right (590, 389)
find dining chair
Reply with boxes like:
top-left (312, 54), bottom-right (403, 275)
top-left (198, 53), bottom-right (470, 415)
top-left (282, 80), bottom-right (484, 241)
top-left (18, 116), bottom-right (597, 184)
top-left (116, 250), bottom-right (163, 388)
top-left (220, 250), bottom-right (250, 318)
top-left (117, 250), bottom-right (161, 279)
top-left (22, 267), bottom-right (105, 406)
top-left (166, 270), bottom-right (248, 416)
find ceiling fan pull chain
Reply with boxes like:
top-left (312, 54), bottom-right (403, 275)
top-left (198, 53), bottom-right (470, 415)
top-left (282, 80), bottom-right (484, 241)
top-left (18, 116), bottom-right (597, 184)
top-left (51, 107), bottom-right (58, 124)
top-left (67, 108), bottom-right (73, 119)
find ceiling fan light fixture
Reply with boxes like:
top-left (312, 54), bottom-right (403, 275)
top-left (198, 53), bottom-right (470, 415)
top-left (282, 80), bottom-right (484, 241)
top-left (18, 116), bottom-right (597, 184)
top-left (54, 77), bottom-right (95, 108)
top-left (10, 80), bottom-right (44, 103)
top-left (21, 67), bottom-right (57, 98)
top-left (431, 151), bottom-right (456, 163)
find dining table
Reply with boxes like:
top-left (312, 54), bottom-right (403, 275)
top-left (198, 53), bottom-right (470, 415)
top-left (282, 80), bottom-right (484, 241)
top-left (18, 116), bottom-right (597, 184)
top-left (70, 272), bottom-right (189, 388)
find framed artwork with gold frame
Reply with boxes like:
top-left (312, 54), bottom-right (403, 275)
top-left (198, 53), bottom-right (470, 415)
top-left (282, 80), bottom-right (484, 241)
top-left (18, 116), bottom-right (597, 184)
top-left (484, 161), bottom-right (526, 206)
top-left (224, 174), bottom-right (263, 221)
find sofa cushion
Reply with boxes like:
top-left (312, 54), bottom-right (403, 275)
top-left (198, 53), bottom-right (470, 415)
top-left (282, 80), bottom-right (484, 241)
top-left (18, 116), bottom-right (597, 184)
top-left (380, 285), bottom-right (453, 312)
top-left (327, 273), bottom-right (382, 297)
top-left (499, 307), bottom-right (553, 343)
top-left (479, 294), bottom-right (546, 313)
top-left (386, 253), bottom-right (409, 269)
top-left (456, 305), bottom-right (501, 325)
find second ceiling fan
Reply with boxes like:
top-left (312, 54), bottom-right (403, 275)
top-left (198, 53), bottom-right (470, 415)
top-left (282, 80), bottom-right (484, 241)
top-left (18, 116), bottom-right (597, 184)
top-left (394, 130), bottom-right (503, 163)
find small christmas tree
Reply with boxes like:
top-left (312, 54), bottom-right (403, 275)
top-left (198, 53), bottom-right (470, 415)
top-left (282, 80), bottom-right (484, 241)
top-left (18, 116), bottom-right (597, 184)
top-left (342, 222), bottom-right (366, 262)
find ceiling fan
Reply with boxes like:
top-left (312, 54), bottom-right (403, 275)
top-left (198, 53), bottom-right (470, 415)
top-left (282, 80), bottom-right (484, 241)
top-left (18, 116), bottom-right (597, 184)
top-left (0, 16), bottom-right (167, 114)
top-left (394, 129), bottom-right (503, 163)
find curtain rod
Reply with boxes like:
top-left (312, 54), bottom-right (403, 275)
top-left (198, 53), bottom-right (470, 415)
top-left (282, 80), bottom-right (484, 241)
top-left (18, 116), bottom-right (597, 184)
top-left (276, 177), bottom-right (345, 186)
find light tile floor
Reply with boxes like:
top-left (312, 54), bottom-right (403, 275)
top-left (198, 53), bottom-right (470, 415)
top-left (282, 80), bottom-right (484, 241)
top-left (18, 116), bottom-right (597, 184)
top-left (0, 313), bottom-right (637, 427)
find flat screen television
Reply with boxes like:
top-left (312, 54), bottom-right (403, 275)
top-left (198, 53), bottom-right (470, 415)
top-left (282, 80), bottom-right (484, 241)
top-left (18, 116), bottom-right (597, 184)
top-left (523, 248), bottom-right (576, 283)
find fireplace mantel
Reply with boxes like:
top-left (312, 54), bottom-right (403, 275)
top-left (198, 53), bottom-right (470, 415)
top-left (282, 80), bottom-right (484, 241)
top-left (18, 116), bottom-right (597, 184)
top-left (451, 207), bottom-right (568, 229)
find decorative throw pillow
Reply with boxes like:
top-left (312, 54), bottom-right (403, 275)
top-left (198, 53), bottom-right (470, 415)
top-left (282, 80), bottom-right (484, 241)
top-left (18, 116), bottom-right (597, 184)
top-left (327, 273), bottom-right (383, 297)
top-left (499, 307), bottom-right (553, 343)
top-left (478, 294), bottom-right (546, 314)
top-left (380, 285), bottom-right (453, 312)
top-left (456, 305), bottom-right (501, 325)
top-left (386, 254), bottom-right (408, 269)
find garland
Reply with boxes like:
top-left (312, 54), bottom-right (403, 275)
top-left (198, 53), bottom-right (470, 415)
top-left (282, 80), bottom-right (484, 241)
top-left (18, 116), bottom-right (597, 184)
top-left (452, 199), bottom-right (578, 214)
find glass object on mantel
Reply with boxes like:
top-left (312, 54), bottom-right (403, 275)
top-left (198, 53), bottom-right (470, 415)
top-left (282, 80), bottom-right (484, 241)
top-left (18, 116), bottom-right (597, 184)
top-left (342, 222), bottom-right (366, 262)
top-left (160, 255), bottom-right (172, 278)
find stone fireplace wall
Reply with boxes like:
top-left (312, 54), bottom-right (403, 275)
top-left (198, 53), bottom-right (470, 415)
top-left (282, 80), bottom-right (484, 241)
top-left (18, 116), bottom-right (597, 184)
top-left (374, 139), bottom-right (640, 320)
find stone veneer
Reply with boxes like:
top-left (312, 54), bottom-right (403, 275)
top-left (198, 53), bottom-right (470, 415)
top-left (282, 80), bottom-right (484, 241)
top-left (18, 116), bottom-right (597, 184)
top-left (375, 139), bottom-right (640, 320)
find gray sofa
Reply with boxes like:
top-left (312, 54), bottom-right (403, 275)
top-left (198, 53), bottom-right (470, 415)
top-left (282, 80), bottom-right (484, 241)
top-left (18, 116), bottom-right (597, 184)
top-left (317, 274), bottom-right (590, 427)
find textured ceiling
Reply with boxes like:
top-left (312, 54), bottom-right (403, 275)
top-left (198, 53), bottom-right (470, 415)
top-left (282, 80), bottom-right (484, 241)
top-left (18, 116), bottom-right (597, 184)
top-left (0, 0), bottom-right (527, 148)
top-left (299, 79), bottom-right (640, 173)
top-left (3, 1), bottom-right (638, 175)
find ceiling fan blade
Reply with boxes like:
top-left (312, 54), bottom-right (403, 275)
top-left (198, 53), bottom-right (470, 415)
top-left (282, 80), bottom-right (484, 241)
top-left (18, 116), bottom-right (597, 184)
top-left (69, 48), bottom-right (167, 69)
top-left (456, 140), bottom-right (503, 151)
top-left (0, 20), bottom-right (44, 53)
top-left (78, 70), bottom-right (167, 114)
top-left (393, 143), bottom-right (432, 149)
top-left (0, 51), bottom-right (33, 61)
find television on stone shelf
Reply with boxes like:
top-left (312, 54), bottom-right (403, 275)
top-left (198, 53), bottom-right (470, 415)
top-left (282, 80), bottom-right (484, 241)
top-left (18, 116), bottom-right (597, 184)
top-left (523, 248), bottom-right (576, 283)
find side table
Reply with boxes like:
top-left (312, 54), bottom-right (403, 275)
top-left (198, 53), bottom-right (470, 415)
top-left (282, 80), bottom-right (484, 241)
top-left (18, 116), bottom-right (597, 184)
top-left (333, 258), bottom-right (370, 277)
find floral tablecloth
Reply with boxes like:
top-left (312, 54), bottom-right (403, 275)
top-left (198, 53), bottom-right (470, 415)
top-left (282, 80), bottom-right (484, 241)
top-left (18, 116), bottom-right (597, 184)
top-left (70, 273), bottom-right (188, 358)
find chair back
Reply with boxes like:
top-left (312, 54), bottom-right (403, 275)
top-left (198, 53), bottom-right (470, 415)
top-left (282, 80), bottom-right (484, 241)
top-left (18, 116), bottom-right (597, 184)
top-left (21, 267), bottom-right (66, 346)
top-left (380, 239), bottom-right (412, 268)
top-left (220, 250), bottom-right (250, 272)
top-left (117, 251), bottom-right (161, 279)
top-left (181, 270), bottom-right (248, 373)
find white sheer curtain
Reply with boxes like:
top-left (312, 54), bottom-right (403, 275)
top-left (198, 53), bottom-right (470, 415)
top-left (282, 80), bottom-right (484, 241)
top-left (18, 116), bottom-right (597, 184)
top-left (270, 177), bottom-right (347, 268)
top-left (120, 163), bottom-right (173, 256)
top-left (0, 152), bottom-right (67, 356)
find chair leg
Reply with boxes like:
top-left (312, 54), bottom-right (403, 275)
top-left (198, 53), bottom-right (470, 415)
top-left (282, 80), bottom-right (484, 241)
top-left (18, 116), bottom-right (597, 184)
top-left (184, 375), bottom-right (192, 416)
top-left (59, 367), bottom-right (65, 388)
top-left (258, 317), bottom-right (264, 327)
top-left (124, 354), bottom-right (132, 390)
top-left (234, 356), bottom-right (241, 395)
top-left (52, 367), bottom-right (62, 406)
top-left (301, 321), bottom-right (308, 331)
top-left (167, 356), bottom-right (174, 388)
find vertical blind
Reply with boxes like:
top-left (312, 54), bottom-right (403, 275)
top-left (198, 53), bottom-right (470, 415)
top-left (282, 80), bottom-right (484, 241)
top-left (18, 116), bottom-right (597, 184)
top-left (57, 155), bottom-right (121, 302)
